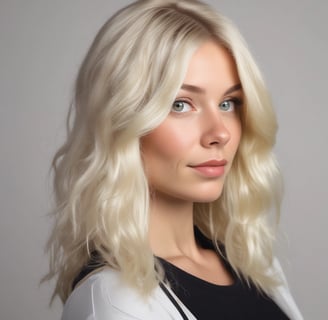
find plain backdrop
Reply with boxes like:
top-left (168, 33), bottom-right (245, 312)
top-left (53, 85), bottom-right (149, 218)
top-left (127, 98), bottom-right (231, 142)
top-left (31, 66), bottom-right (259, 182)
top-left (1, 0), bottom-right (327, 319)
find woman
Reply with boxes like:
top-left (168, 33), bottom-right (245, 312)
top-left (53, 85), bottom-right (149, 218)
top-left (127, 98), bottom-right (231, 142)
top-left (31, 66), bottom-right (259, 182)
top-left (45, 0), bottom-right (303, 319)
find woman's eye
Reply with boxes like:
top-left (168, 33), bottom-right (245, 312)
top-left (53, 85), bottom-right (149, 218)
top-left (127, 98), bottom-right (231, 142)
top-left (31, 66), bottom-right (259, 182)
top-left (219, 99), bottom-right (239, 112)
top-left (171, 100), bottom-right (192, 113)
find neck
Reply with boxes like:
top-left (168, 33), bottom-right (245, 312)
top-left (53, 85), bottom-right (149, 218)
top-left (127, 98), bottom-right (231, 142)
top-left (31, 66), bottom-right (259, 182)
top-left (148, 192), bottom-right (199, 259)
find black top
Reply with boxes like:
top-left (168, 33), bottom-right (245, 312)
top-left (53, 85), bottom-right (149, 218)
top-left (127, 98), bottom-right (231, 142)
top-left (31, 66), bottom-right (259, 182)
top-left (158, 228), bottom-right (290, 320)
top-left (73, 229), bottom-right (290, 319)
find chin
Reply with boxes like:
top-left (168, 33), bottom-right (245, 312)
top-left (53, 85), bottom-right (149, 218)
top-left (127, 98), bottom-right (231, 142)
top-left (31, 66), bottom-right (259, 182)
top-left (189, 189), bottom-right (224, 203)
top-left (195, 195), bottom-right (222, 203)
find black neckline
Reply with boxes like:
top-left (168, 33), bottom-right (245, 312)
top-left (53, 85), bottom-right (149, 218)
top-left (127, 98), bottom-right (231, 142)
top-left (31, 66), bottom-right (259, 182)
top-left (157, 256), bottom-right (240, 291)
top-left (156, 227), bottom-right (241, 290)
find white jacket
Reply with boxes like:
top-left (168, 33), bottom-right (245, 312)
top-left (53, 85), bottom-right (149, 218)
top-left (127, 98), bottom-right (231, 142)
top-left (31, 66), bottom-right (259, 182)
top-left (62, 259), bottom-right (303, 320)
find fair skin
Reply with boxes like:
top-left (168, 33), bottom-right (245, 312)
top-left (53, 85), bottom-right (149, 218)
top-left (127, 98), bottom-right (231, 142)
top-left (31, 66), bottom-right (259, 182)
top-left (142, 40), bottom-right (243, 285)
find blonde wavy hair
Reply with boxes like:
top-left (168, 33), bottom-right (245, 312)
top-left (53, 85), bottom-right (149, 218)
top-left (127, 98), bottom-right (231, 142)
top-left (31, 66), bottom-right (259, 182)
top-left (46, 0), bottom-right (282, 303)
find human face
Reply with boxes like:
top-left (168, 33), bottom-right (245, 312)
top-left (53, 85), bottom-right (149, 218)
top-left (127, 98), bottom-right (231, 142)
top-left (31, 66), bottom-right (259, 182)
top-left (141, 40), bottom-right (242, 203)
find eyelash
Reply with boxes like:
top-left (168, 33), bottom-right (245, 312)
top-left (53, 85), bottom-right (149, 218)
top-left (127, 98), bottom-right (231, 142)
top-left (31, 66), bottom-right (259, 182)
top-left (219, 97), bottom-right (243, 112)
top-left (171, 100), bottom-right (193, 113)
top-left (171, 97), bottom-right (243, 113)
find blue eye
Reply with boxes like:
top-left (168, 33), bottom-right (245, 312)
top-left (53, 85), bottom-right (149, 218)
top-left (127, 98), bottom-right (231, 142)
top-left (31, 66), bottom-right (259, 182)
top-left (219, 99), bottom-right (241, 112)
top-left (171, 100), bottom-right (192, 113)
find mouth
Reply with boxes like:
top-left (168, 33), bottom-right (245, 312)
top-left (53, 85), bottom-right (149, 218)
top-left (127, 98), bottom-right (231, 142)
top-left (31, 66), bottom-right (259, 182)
top-left (188, 160), bottom-right (227, 177)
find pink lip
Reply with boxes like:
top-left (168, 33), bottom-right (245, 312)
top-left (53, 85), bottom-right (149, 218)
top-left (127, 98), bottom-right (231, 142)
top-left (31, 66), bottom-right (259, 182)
top-left (191, 160), bottom-right (227, 167)
top-left (189, 160), bottom-right (227, 177)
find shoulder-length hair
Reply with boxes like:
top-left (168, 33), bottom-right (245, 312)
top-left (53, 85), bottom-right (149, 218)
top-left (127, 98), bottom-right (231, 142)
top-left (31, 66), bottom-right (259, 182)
top-left (46, 0), bottom-right (282, 303)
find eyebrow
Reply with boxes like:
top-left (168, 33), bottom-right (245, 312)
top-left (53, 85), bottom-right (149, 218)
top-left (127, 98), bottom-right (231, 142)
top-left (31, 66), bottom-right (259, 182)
top-left (224, 83), bottom-right (242, 95)
top-left (181, 83), bottom-right (242, 96)
top-left (181, 84), bottom-right (205, 94)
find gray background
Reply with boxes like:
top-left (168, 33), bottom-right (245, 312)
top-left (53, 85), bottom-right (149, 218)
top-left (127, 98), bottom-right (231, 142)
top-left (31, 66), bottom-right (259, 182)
top-left (1, 0), bottom-right (327, 319)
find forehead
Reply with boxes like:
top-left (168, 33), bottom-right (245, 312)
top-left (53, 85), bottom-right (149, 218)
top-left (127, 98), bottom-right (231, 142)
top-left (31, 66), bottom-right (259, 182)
top-left (182, 40), bottom-right (240, 95)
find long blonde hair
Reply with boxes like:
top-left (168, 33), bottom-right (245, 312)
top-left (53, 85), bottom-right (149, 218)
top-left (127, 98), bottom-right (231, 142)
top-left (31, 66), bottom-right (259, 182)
top-left (46, 0), bottom-right (282, 303)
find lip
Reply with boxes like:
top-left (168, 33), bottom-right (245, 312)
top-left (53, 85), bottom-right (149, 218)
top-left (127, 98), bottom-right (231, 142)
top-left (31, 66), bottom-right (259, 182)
top-left (190, 159), bottom-right (227, 167)
top-left (189, 159), bottom-right (227, 177)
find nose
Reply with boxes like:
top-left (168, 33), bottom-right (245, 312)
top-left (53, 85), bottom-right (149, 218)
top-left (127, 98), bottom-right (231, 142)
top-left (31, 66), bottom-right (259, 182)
top-left (200, 109), bottom-right (231, 147)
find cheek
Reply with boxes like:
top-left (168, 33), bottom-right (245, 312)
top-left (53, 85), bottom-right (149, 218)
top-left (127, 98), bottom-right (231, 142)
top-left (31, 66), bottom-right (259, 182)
top-left (141, 122), bottom-right (195, 164)
top-left (229, 129), bottom-right (242, 168)
top-left (229, 118), bottom-right (242, 151)
top-left (234, 124), bottom-right (242, 151)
